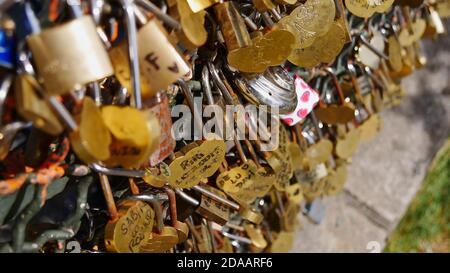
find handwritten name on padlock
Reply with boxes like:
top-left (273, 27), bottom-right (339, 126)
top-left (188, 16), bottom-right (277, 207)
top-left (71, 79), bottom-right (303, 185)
top-left (167, 137), bottom-right (226, 188)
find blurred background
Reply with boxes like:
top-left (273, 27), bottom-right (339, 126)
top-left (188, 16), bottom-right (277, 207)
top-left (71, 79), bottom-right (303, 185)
top-left (291, 19), bottom-right (450, 253)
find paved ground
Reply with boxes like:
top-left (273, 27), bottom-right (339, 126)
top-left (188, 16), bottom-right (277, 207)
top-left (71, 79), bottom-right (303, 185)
top-left (291, 23), bottom-right (450, 253)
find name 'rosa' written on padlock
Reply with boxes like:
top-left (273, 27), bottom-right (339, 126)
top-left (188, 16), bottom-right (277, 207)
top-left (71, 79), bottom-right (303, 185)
top-left (167, 138), bottom-right (226, 188)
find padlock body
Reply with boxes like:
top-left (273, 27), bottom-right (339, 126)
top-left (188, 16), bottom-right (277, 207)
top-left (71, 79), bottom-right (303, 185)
top-left (27, 16), bottom-right (113, 95)
top-left (137, 20), bottom-right (190, 93)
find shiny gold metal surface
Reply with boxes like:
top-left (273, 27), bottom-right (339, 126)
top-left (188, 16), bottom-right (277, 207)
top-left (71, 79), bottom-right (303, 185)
top-left (27, 16), bottom-right (113, 95)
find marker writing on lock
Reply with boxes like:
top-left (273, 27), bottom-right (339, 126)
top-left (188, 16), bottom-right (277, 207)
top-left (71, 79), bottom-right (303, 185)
top-left (177, 257), bottom-right (211, 271)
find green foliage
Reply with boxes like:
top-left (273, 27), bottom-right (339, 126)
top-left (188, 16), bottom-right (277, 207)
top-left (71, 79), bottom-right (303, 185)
top-left (384, 139), bottom-right (450, 252)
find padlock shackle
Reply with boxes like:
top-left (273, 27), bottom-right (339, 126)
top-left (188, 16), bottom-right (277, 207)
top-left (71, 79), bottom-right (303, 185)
top-left (201, 66), bottom-right (215, 106)
top-left (122, 0), bottom-right (142, 109)
top-left (221, 231), bottom-right (252, 245)
top-left (175, 189), bottom-right (200, 207)
top-left (364, 66), bottom-right (386, 90)
top-left (126, 194), bottom-right (168, 203)
top-left (89, 0), bottom-right (104, 24)
top-left (309, 111), bottom-right (324, 140)
top-left (89, 82), bottom-right (102, 106)
top-left (192, 185), bottom-right (240, 211)
top-left (134, 0), bottom-right (181, 30)
top-left (148, 199), bottom-right (163, 234)
top-left (0, 74), bottom-right (13, 127)
top-left (90, 163), bottom-right (146, 177)
top-left (177, 79), bottom-right (204, 132)
top-left (67, 0), bottom-right (84, 18)
top-left (164, 187), bottom-right (179, 227)
top-left (201, 66), bottom-right (247, 162)
top-left (24, 1), bottom-right (41, 34)
top-left (207, 62), bottom-right (234, 105)
top-left (243, 139), bottom-right (262, 168)
top-left (0, 121), bottom-right (32, 160)
top-left (359, 35), bottom-right (389, 60)
top-left (99, 173), bottom-right (119, 221)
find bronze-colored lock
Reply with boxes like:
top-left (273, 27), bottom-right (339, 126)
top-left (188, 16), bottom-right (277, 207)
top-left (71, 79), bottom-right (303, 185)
top-left (26, 2), bottom-right (113, 95)
top-left (168, 0), bottom-right (208, 48)
top-left (244, 223), bottom-right (268, 251)
top-left (192, 184), bottom-right (264, 225)
top-left (104, 199), bottom-right (155, 253)
top-left (165, 187), bottom-right (190, 243)
top-left (214, 1), bottom-right (252, 52)
top-left (144, 92), bottom-right (176, 167)
top-left (14, 74), bottom-right (63, 136)
top-left (139, 199), bottom-right (179, 253)
top-left (136, 11), bottom-right (191, 93)
top-left (194, 221), bottom-right (214, 253)
top-left (253, 0), bottom-right (277, 11)
top-left (108, 42), bottom-right (156, 100)
top-left (334, 0), bottom-right (352, 43)
top-left (186, 0), bottom-right (219, 12)
top-left (315, 69), bottom-right (356, 125)
top-left (196, 184), bottom-right (231, 226)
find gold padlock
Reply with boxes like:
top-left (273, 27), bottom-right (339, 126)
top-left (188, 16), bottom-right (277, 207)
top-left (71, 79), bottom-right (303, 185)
top-left (139, 199), bottom-right (179, 253)
top-left (186, 0), bottom-right (218, 12)
top-left (136, 13), bottom-right (191, 93)
top-left (104, 199), bottom-right (155, 253)
top-left (214, 1), bottom-right (252, 52)
top-left (14, 74), bottom-right (63, 136)
top-left (27, 16), bottom-right (113, 95)
top-left (195, 184), bottom-right (231, 226)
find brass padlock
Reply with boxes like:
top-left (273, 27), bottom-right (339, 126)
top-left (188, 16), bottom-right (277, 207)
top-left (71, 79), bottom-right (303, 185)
top-left (144, 92), bottom-right (176, 167)
top-left (135, 10), bottom-right (191, 93)
top-left (195, 184), bottom-right (231, 226)
top-left (139, 199), bottom-right (179, 253)
top-left (186, 0), bottom-right (218, 12)
top-left (165, 187), bottom-right (190, 243)
top-left (26, 1), bottom-right (113, 95)
top-left (108, 42), bottom-right (156, 100)
top-left (14, 74), bottom-right (63, 136)
top-left (253, 0), bottom-right (277, 12)
top-left (214, 1), bottom-right (252, 52)
top-left (104, 199), bottom-right (155, 253)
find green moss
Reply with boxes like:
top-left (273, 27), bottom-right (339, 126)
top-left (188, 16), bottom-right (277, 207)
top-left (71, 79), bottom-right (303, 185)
top-left (384, 139), bottom-right (450, 253)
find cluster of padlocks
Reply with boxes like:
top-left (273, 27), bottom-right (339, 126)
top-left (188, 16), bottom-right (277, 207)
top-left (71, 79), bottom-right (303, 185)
top-left (0, 0), bottom-right (448, 253)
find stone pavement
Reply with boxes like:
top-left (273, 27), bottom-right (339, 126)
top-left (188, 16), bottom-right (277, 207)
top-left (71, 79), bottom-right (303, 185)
top-left (291, 25), bottom-right (450, 253)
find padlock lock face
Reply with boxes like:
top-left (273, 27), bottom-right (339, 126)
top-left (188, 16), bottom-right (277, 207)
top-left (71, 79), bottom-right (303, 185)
top-left (27, 16), bottom-right (114, 95)
top-left (137, 20), bottom-right (190, 93)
